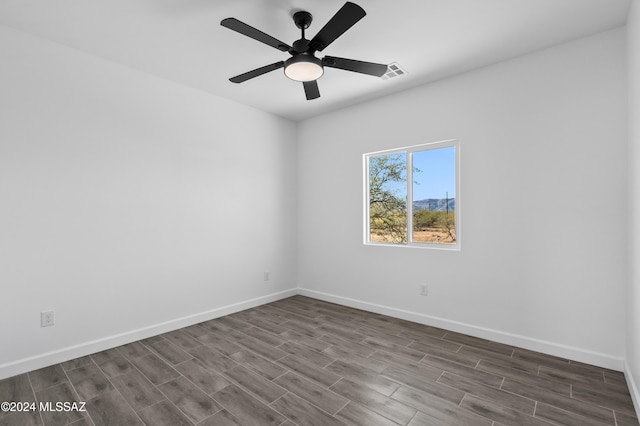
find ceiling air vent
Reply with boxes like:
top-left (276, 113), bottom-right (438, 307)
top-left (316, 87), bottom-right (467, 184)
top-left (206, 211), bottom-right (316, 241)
top-left (381, 62), bottom-right (407, 80)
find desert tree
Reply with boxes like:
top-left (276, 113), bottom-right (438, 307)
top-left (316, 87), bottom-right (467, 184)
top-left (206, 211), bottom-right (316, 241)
top-left (368, 154), bottom-right (408, 243)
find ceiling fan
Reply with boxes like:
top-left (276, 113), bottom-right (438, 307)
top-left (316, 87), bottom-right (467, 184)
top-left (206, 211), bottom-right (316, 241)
top-left (220, 2), bottom-right (388, 100)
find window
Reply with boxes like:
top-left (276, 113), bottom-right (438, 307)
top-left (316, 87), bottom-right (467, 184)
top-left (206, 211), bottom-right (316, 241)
top-left (364, 140), bottom-right (460, 249)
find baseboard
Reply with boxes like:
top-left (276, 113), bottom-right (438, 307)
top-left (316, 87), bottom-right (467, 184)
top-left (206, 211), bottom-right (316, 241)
top-left (0, 289), bottom-right (297, 380)
top-left (0, 287), bottom-right (627, 381)
top-left (297, 288), bottom-right (625, 371)
top-left (626, 361), bottom-right (640, 420)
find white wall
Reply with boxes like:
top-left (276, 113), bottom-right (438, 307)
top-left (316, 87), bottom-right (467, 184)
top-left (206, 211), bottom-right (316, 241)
top-left (297, 28), bottom-right (628, 369)
top-left (627, 0), bottom-right (640, 412)
top-left (0, 25), bottom-right (298, 379)
top-left (0, 14), bottom-right (633, 386)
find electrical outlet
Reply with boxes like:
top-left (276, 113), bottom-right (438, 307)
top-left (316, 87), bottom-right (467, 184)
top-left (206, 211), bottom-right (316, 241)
top-left (420, 285), bottom-right (428, 296)
top-left (41, 310), bottom-right (55, 327)
top-left (264, 270), bottom-right (270, 281)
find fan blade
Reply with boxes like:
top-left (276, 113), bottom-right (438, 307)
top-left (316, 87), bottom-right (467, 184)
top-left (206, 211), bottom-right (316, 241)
top-left (229, 61), bottom-right (285, 83)
top-left (303, 80), bottom-right (320, 100)
top-left (221, 18), bottom-right (291, 52)
top-left (309, 2), bottom-right (366, 52)
top-left (323, 56), bottom-right (387, 77)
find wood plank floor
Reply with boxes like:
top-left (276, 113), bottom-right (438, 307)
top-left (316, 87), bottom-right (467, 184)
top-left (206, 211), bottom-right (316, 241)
top-left (0, 296), bottom-right (638, 425)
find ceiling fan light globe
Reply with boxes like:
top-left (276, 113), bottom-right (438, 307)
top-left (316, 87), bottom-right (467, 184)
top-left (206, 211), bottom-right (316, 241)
top-left (284, 55), bottom-right (324, 82)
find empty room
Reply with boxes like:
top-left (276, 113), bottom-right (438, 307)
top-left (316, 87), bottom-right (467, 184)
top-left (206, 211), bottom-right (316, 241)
top-left (1, 0), bottom-right (639, 425)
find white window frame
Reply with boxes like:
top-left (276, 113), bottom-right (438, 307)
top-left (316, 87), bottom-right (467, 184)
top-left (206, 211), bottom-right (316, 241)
top-left (363, 139), bottom-right (460, 250)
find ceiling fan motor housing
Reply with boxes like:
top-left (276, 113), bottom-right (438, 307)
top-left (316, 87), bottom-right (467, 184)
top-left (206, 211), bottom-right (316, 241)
top-left (292, 38), bottom-right (310, 53)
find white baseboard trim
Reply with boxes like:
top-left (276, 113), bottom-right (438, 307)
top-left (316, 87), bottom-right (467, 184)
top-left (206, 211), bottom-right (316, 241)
top-left (625, 361), bottom-right (640, 420)
top-left (297, 288), bottom-right (625, 371)
top-left (0, 289), bottom-right (297, 381)
top-left (0, 287), bottom-right (628, 382)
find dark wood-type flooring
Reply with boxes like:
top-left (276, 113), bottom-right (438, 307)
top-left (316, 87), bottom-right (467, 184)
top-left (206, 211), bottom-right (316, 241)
top-left (1, 296), bottom-right (638, 425)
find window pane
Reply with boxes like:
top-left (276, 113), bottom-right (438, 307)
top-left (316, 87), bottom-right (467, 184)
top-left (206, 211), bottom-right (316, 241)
top-left (368, 153), bottom-right (407, 244)
top-left (412, 147), bottom-right (456, 244)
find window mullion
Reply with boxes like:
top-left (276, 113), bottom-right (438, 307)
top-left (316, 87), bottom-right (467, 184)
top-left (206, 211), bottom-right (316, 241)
top-left (406, 151), bottom-right (413, 245)
top-left (364, 155), bottom-right (371, 243)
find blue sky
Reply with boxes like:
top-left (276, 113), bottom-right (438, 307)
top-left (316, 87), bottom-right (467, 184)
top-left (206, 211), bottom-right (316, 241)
top-left (412, 146), bottom-right (456, 200)
top-left (373, 146), bottom-right (456, 201)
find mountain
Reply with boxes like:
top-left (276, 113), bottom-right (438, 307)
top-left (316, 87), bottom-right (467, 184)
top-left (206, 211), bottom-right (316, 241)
top-left (413, 198), bottom-right (455, 211)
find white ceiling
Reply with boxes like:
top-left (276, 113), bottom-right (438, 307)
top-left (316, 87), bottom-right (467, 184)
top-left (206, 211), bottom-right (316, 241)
top-left (0, 0), bottom-right (631, 121)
